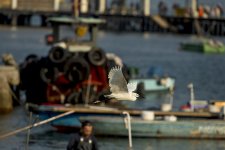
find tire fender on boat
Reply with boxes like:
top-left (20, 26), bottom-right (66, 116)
top-left (87, 48), bottom-right (106, 66)
top-left (64, 57), bottom-right (90, 83)
top-left (48, 46), bottom-right (70, 64)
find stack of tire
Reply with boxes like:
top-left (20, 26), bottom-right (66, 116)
top-left (20, 46), bottom-right (108, 105)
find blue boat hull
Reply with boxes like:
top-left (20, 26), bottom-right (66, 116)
top-left (80, 116), bottom-right (225, 139)
top-left (33, 105), bottom-right (124, 128)
top-left (130, 78), bottom-right (175, 92)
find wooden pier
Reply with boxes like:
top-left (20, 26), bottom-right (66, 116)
top-left (0, 0), bottom-right (71, 26)
top-left (0, 0), bottom-right (225, 36)
top-left (98, 14), bottom-right (225, 36)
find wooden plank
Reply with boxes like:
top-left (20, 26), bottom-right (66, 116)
top-left (151, 15), bottom-right (170, 29)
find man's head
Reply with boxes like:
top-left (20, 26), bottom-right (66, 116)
top-left (81, 120), bottom-right (93, 137)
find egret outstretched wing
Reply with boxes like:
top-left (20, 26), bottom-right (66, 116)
top-left (127, 82), bottom-right (137, 93)
top-left (108, 66), bottom-right (128, 93)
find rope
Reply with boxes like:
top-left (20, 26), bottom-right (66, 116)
top-left (0, 110), bottom-right (75, 140)
top-left (123, 111), bottom-right (132, 149)
top-left (25, 112), bottom-right (33, 150)
top-left (9, 86), bottom-right (25, 106)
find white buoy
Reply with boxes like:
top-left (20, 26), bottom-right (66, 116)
top-left (141, 111), bottom-right (154, 121)
top-left (164, 115), bottom-right (177, 122)
top-left (161, 103), bottom-right (172, 112)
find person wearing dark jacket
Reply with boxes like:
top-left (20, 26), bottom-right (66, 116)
top-left (67, 121), bottom-right (98, 150)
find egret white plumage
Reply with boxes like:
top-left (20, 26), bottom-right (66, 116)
top-left (105, 66), bottom-right (139, 101)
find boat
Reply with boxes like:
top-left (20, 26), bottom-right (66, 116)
top-left (129, 66), bottom-right (175, 94)
top-left (28, 103), bottom-right (219, 130)
top-left (130, 77), bottom-right (175, 93)
top-left (79, 115), bottom-right (225, 139)
top-left (180, 83), bottom-right (225, 113)
top-left (19, 15), bottom-right (176, 106)
top-left (180, 37), bottom-right (225, 53)
top-left (21, 14), bottom-right (175, 131)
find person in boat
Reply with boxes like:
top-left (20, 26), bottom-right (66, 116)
top-left (67, 120), bottom-right (98, 150)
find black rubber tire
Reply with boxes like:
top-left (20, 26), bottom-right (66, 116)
top-left (87, 48), bottom-right (106, 66)
top-left (48, 46), bottom-right (69, 64)
top-left (64, 57), bottom-right (90, 83)
top-left (38, 57), bottom-right (57, 83)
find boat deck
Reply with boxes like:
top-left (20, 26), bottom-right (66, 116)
top-left (29, 104), bottom-right (220, 118)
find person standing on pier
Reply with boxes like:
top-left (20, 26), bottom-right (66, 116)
top-left (67, 121), bottom-right (98, 150)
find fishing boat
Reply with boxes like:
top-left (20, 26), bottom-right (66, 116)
top-left (79, 115), bottom-right (225, 139)
top-left (180, 37), bottom-right (225, 53)
top-left (19, 14), bottom-right (176, 106)
top-left (20, 11), bottom-right (175, 132)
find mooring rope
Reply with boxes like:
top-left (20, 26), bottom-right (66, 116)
top-left (0, 110), bottom-right (75, 140)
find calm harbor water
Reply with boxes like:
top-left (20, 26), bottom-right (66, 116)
top-left (1, 25), bottom-right (225, 149)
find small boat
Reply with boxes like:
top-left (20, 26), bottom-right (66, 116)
top-left (80, 116), bottom-right (225, 139)
top-left (128, 66), bottom-right (175, 93)
top-left (130, 77), bottom-right (175, 93)
top-left (180, 37), bottom-right (225, 53)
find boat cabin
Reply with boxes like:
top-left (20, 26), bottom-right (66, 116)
top-left (46, 16), bottom-right (105, 51)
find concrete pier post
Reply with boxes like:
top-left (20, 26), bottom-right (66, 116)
top-left (54, 0), bottom-right (60, 11)
top-left (98, 0), bottom-right (106, 14)
top-left (191, 0), bottom-right (197, 17)
top-left (80, 0), bottom-right (89, 13)
top-left (142, 0), bottom-right (150, 16)
top-left (12, 0), bottom-right (18, 9)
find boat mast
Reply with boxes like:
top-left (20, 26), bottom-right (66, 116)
top-left (188, 83), bottom-right (195, 111)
